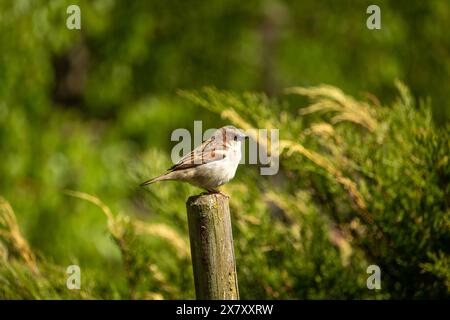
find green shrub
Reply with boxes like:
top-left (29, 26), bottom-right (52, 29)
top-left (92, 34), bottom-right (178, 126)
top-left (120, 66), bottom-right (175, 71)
top-left (2, 82), bottom-right (447, 299)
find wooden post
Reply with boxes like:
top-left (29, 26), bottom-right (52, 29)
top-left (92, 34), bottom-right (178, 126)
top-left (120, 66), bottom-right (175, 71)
top-left (186, 194), bottom-right (239, 300)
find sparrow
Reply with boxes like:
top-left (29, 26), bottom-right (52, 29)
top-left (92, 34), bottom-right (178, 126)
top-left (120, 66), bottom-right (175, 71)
top-left (140, 125), bottom-right (247, 194)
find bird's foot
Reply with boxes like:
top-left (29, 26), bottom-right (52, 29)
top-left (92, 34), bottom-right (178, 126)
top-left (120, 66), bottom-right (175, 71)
top-left (204, 189), bottom-right (229, 198)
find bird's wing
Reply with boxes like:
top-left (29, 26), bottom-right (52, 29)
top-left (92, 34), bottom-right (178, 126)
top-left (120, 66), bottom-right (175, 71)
top-left (169, 136), bottom-right (227, 171)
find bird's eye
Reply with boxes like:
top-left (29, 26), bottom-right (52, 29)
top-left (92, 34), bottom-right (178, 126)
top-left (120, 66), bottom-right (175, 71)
top-left (234, 135), bottom-right (237, 141)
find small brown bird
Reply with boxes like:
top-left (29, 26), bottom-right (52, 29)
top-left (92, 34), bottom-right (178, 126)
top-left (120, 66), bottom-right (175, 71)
top-left (140, 126), bottom-right (247, 193)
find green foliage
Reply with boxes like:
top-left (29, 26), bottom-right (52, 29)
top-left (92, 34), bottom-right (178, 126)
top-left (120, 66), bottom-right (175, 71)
top-left (181, 83), bottom-right (449, 298)
top-left (0, 0), bottom-right (448, 300)
top-left (1, 82), bottom-right (448, 299)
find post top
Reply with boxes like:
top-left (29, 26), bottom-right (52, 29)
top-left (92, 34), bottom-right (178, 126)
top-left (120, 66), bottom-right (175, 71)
top-left (187, 193), bottom-right (229, 207)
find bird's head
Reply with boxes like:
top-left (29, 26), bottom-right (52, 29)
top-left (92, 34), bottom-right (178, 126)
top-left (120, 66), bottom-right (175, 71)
top-left (216, 125), bottom-right (248, 146)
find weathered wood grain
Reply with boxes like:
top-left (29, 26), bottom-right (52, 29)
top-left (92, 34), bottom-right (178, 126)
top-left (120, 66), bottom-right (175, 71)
top-left (186, 194), bottom-right (239, 300)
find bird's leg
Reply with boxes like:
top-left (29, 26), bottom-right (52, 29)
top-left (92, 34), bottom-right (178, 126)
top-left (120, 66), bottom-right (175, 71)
top-left (200, 189), bottom-right (216, 196)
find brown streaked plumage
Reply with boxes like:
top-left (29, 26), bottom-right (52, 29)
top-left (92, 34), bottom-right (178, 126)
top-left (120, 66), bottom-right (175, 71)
top-left (140, 126), bottom-right (247, 193)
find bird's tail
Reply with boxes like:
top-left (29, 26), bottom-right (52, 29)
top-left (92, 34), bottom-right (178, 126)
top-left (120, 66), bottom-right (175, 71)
top-left (140, 173), bottom-right (171, 187)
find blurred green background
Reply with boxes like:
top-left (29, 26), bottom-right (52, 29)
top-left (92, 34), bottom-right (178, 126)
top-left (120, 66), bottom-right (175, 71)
top-left (0, 0), bottom-right (449, 299)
